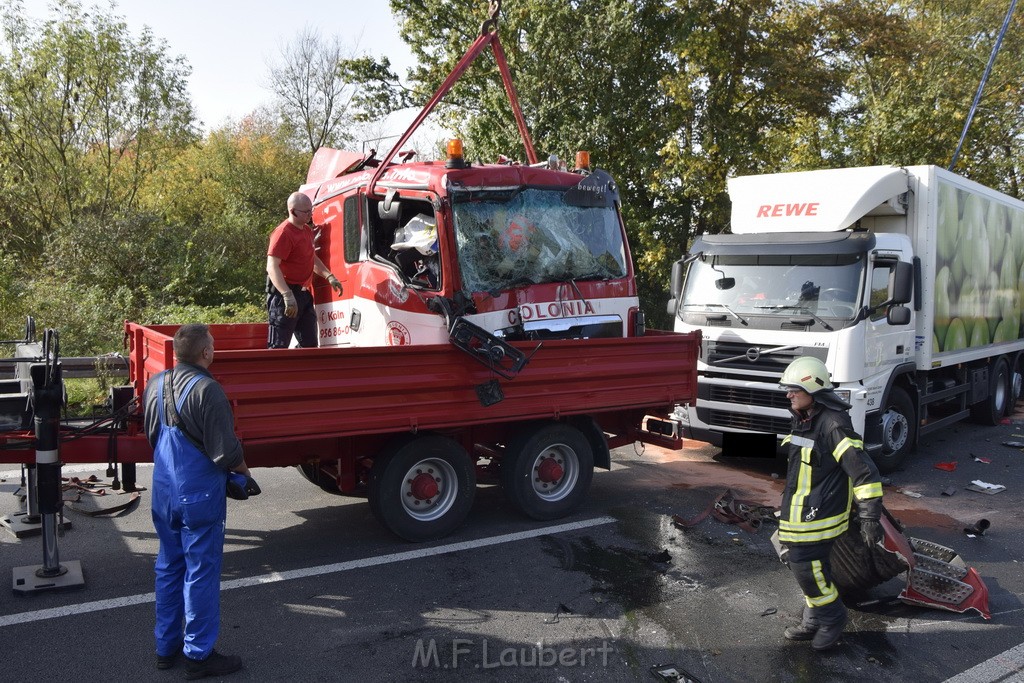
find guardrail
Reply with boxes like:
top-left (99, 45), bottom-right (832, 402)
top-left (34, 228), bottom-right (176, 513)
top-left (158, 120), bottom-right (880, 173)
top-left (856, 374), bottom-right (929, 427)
top-left (0, 356), bottom-right (129, 380)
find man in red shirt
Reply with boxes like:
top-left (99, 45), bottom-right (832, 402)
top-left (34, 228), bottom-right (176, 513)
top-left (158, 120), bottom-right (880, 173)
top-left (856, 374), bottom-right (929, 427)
top-left (266, 192), bottom-right (343, 348)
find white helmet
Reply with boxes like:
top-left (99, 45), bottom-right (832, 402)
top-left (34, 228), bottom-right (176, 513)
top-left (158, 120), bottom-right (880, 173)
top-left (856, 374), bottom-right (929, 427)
top-left (779, 356), bottom-right (833, 394)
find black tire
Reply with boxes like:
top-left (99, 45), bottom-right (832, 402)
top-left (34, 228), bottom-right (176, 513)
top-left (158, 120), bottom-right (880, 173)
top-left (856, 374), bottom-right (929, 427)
top-left (367, 435), bottom-right (476, 542)
top-left (872, 386), bottom-right (916, 474)
top-left (296, 463), bottom-right (344, 495)
top-left (971, 358), bottom-right (1010, 425)
top-left (501, 423), bottom-right (594, 521)
top-left (1011, 356), bottom-right (1024, 411)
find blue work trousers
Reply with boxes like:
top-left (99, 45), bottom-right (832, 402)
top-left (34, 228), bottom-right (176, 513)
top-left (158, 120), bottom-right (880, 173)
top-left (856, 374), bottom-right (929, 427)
top-left (151, 373), bottom-right (228, 661)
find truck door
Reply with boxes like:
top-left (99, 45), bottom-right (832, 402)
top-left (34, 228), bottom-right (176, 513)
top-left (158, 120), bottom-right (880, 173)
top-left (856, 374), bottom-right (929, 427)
top-left (863, 256), bottom-right (914, 381)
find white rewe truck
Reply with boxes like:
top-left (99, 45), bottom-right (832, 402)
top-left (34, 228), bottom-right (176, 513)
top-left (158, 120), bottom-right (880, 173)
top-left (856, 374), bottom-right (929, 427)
top-left (668, 165), bottom-right (1024, 472)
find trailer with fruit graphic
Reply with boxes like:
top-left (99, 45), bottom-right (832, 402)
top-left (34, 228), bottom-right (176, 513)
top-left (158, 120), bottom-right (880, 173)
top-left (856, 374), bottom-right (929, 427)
top-left (668, 165), bottom-right (1024, 472)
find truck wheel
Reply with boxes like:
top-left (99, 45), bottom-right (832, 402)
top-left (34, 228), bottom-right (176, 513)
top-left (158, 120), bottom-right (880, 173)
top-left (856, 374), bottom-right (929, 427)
top-left (501, 423), bottom-right (594, 521)
top-left (971, 358), bottom-right (1010, 425)
top-left (368, 435), bottom-right (476, 542)
top-left (873, 387), bottom-right (916, 474)
top-left (296, 464), bottom-right (343, 495)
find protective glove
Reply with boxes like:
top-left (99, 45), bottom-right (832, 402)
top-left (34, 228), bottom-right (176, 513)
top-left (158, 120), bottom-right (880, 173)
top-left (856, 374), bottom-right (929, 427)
top-left (326, 274), bottom-right (343, 296)
top-left (281, 290), bottom-right (298, 318)
top-left (226, 471), bottom-right (262, 500)
top-left (860, 519), bottom-right (883, 547)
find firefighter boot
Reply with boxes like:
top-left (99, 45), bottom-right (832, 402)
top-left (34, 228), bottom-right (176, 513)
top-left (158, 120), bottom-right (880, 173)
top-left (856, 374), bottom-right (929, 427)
top-left (783, 605), bottom-right (819, 641)
top-left (811, 600), bottom-right (848, 651)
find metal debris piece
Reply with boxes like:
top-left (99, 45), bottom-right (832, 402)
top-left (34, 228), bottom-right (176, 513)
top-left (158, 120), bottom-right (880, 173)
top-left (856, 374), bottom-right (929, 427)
top-left (650, 664), bottom-right (703, 682)
top-left (966, 480), bottom-right (1006, 494)
top-left (898, 489), bottom-right (923, 498)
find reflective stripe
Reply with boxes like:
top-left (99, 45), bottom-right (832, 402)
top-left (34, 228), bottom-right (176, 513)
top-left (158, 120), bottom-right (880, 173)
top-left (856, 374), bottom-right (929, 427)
top-left (854, 481), bottom-right (884, 499)
top-left (806, 560), bottom-right (839, 607)
top-left (779, 509), bottom-right (848, 532)
top-left (833, 436), bottom-right (864, 462)
top-left (789, 448), bottom-right (814, 523)
top-left (778, 519), bottom-right (850, 544)
top-left (36, 449), bottom-right (59, 464)
top-left (782, 435), bottom-right (792, 445)
top-left (790, 435), bottom-right (815, 449)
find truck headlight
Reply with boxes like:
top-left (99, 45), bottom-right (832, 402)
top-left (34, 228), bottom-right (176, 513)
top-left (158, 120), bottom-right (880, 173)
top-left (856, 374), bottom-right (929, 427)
top-left (672, 405), bottom-right (690, 423)
top-left (834, 389), bottom-right (852, 403)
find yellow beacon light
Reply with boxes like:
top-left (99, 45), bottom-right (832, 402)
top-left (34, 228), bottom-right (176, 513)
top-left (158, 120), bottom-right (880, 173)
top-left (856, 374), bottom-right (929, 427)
top-left (446, 139), bottom-right (467, 168)
top-left (575, 150), bottom-right (591, 172)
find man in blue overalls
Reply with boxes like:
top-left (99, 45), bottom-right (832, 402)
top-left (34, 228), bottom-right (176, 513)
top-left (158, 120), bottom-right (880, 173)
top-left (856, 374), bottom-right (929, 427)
top-left (144, 323), bottom-right (249, 679)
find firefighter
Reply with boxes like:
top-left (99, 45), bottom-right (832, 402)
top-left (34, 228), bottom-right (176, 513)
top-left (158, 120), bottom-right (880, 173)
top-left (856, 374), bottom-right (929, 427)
top-left (266, 191), bottom-right (343, 348)
top-left (144, 324), bottom-right (249, 678)
top-left (777, 356), bottom-right (884, 651)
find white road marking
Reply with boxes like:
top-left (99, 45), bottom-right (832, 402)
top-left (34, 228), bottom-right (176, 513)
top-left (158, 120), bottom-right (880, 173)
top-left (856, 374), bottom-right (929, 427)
top-left (943, 641), bottom-right (1024, 683)
top-left (0, 516), bottom-right (615, 628)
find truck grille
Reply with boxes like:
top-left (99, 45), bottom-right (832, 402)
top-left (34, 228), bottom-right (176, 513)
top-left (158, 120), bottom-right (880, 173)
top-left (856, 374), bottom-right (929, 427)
top-left (705, 409), bottom-right (791, 434)
top-left (705, 341), bottom-right (826, 373)
top-left (709, 385), bottom-right (790, 410)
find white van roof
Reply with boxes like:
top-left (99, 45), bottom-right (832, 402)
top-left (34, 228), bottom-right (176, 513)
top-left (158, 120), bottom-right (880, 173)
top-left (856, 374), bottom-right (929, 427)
top-left (728, 165), bottom-right (909, 234)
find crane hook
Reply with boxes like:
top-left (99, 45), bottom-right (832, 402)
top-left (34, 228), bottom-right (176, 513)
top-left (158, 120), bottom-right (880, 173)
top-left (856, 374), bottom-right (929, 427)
top-left (480, 0), bottom-right (501, 36)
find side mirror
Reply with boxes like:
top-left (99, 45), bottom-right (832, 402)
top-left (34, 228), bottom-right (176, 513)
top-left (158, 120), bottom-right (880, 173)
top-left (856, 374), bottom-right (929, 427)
top-left (670, 259), bottom-right (685, 299)
top-left (889, 261), bottom-right (913, 305)
top-left (887, 305), bottom-right (911, 326)
top-left (715, 277), bottom-right (735, 290)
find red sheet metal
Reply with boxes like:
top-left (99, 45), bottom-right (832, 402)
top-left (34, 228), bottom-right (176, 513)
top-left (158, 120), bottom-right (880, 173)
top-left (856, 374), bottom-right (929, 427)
top-left (127, 322), bottom-right (699, 446)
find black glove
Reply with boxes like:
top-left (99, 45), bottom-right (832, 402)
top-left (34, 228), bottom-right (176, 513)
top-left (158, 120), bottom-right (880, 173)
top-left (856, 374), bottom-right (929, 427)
top-left (860, 519), bottom-right (883, 547)
top-left (227, 472), bottom-right (261, 500)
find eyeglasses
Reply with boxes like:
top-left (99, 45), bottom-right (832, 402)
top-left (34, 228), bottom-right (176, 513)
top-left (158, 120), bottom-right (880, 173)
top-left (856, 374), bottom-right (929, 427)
top-left (291, 207), bottom-right (312, 215)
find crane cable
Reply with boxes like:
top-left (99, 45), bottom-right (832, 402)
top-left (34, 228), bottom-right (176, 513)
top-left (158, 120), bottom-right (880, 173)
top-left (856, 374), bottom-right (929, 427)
top-left (949, 0), bottom-right (1018, 171)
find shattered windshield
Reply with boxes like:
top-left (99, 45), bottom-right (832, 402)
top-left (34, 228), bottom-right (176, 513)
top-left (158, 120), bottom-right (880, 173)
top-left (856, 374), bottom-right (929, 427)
top-left (451, 187), bottom-right (627, 294)
top-left (679, 253), bottom-right (865, 320)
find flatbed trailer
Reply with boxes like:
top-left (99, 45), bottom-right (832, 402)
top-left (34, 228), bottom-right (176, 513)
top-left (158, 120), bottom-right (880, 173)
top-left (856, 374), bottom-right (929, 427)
top-left (2, 322), bottom-right (699, 540)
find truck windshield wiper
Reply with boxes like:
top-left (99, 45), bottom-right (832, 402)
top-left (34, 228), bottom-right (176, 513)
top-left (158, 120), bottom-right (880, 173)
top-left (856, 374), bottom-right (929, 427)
top-left (755, 304), bottom-right (834, 331)
top-left (703, 302), bottom-right (749, 326)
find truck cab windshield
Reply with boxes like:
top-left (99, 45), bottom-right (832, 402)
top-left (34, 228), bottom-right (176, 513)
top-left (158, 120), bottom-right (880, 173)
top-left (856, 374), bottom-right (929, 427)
top-left (451, 187), bottom-right (627, 294)
top-left (679, 253), bottom-right (864, 327)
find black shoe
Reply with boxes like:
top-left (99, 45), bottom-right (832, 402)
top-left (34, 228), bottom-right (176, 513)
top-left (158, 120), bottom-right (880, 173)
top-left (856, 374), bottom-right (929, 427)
top-left (784, 622), bottom-right (818, 641)
top-left (811, 603), bottom-right (848, 651)
top-left (156, 642), bottom-right (183, 670)
top-left (783, 606), bottom-right (819, 641)
top-left (184, 650), bottom-right (242, 680)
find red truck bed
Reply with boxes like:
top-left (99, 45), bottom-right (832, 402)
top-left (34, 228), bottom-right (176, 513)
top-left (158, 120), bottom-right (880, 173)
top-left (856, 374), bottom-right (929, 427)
top-left (123, 323), bottom-right (698, 463)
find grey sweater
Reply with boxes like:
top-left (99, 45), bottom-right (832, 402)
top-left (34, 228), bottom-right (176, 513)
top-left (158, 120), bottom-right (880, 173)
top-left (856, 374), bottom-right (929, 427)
top-left (143, 362), bottom-right (244, 471)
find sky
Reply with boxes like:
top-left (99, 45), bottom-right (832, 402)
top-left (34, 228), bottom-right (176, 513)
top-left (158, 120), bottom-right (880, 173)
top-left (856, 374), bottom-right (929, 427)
top-left (22, 0), bottom-right (418, 131)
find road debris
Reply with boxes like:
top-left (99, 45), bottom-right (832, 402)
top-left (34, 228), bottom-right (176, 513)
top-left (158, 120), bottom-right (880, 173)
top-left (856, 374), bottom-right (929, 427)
top-left (759, 607), bottom-right (777, 617)
top-left (1000, 441), bottom-right (1024, 448)
top-left (897, 489), bottom-right (923, 498)
top-left (650, 663), bottom-right (703, 682)
top-left (933, 461), bottom-right (957, 472)
top-left (670, 489), bottom-right (777, 533)
top-left (963, 519), bottom-right (991, 537)
top-left (941, 486), bottom-right (957, 496)
top-left (972, 455), bottom-right (991, 463)
top-left (966, 480), bottom-right (1006, 495)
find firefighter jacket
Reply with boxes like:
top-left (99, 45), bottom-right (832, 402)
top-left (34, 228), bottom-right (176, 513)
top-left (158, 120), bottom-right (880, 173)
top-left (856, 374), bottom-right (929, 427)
top-left (779, 403), bottom-right (883, 545)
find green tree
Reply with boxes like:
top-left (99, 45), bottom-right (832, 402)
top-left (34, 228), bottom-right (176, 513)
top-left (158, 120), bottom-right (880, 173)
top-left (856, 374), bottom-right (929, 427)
top-left (0, 0), bottom-right (196, 256)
